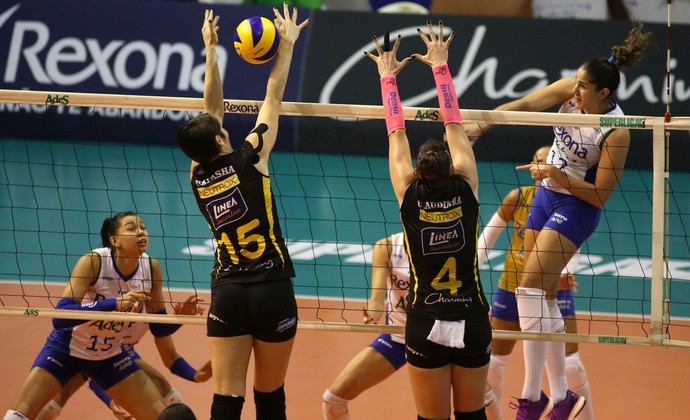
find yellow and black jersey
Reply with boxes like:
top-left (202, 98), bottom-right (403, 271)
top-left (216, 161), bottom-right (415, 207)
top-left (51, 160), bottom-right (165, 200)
top-left (401, 176), bottom-right (488, 320)
top-left (191, 145), bottom-right (294, 285)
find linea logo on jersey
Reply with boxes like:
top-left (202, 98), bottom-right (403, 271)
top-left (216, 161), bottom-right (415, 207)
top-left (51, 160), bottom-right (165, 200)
top-left (206, 188), bottom-right (247, 230)
top-left (196, 174), bottom-right (240, 199)
top-left (421, 221), bottom-right (465, 255)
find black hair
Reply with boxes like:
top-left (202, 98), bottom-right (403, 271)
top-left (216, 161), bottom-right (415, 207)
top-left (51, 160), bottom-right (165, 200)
top-left (581, 22), bottom-right (654, 97)
top-left (100, 211), bottom-right (137, 249)
top-left (177, 113), bottom-right (225, 164)
top-left (416, 139), bottom-right (451, 188)
top-left (158, 403), bottom-right (197, 420)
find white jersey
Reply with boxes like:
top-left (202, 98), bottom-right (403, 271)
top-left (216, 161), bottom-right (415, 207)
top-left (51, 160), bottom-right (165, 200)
top-left (52, 247), bottom-right (153, 361)
top-left (542, 98), bottom-right (623, 195)
top-left (122, 320), bottom-right (149, 349)
top-left (387, 232), bottom-right (410, 344)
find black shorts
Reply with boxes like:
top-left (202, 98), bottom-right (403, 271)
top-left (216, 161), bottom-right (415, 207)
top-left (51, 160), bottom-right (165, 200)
top-left (404, 313), bottom-right (492, 369)
top-left (207, 277), bottom-right (298, 342)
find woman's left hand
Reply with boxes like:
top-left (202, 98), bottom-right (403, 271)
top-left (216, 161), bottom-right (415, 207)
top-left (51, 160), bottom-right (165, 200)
top-left (516, 162), bottom-right (563, 183)
top-left (173, 295), bottom-right (205, 316)
top-left (410, 20), bottom-right (455, 68)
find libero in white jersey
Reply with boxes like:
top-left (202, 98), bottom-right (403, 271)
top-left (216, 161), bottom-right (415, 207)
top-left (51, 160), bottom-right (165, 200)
top-left (5, 211), bottom-right (171, 420)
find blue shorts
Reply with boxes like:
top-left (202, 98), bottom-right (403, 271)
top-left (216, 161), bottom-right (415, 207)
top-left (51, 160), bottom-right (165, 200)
top-left (526, 187), bottom-right (601, 247)
top-left (368, 334), bottom-right (406, 370)
top-left (32, 343), bottom-right (140, 390)
top-left (492, 288), bottom-right (576, 321)
top-left (123, 346), bottom-right (141, 361)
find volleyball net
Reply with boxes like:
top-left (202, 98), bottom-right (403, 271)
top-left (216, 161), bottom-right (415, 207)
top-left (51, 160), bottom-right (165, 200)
top-left (1, 88), bottom-right (689, 347)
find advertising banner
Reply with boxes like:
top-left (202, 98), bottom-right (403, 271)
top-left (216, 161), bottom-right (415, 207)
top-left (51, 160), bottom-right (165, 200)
top-left (0, 0), bottom-right (308, 148)
top-left (1, 2), bottom-right (688, 168)
top-left (299, 10), bottom-right (690, 169)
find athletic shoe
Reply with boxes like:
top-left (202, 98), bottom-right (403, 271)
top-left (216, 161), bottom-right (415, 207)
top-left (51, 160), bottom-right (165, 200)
top-left (547, 390), bottom-right (586, 420)
top-left (510, 391), bottom-right (553, 420)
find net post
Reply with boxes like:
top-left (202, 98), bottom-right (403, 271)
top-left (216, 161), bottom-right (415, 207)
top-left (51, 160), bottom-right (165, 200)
top-left (650, 117), bottom-right (667, 345)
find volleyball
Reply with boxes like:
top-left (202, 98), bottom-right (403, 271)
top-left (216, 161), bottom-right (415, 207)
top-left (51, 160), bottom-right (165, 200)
top-left (233, 16), bottom-right (281, 64)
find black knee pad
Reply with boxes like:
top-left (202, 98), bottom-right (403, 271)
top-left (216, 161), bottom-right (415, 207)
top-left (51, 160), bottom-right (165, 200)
top-left (254, 385), bottom-right (286, 420)
top-left (454, 407), bottom-right (487, 420)
top-left (211, 393), bottom-right (244, 420)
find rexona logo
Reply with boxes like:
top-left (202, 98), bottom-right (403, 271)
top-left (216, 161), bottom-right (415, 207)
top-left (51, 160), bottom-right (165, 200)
top-left (599, 116), bottom-right (646, 129)
top-left (0, 3), bottom-right (227, 92)
top-left (224, 101), bottom-right (260, 114)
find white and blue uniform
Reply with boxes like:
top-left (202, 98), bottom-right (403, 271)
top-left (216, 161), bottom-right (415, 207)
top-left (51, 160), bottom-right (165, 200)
top-left (32, 248), bottom-right (151, 390)
top-left (543, 99), bottom-right (623, 193)
top-left (122, 320), bottom-right (149, 349)
top-left (527, 99), bottom-right (622, 247)
top-left (48, 247), bottom-right (152, 360)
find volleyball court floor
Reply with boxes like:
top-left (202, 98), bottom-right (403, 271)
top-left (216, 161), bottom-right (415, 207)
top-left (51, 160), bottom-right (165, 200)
top-left (1, 288), bottom-right (690, 418)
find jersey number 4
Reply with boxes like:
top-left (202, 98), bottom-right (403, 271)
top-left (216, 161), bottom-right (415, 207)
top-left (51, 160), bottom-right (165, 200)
top-left (430, 256), bottom-right (463, 295)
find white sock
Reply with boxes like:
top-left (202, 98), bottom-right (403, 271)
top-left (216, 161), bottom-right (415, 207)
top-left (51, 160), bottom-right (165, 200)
top-left (566, 352), bottom-right (594, 420)
top-left (36, 399), bottom-right (62, 420)
top-left (545, 299), bottom-right (567, 403)
top-left (516, 287), bottom-right (549, 401)
top-left (487, 353), bottom-right (510, 400)
top-left (322, 389), bottom-right (350, 420)
top-left (484, 387), bottom-right (503, 420)
top-left (164, 388), bottom-right (183, 405)
top-left (4, 410), bottom-right (30, 420)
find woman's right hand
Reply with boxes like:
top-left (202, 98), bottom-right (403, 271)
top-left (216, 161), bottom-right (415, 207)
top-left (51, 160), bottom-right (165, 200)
top-left (364, 31), bottom-right (412, 77)
top-left (202, 9), bottom-right (220, 49)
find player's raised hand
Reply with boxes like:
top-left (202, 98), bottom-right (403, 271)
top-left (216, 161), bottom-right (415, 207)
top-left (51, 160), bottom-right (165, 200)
top-left (365, 31), bottom-right (412, 77)
top-left (202, 9), bottom-right (220, 48)
top-left (273, 3), bottom-right (310, 46)
top-left (410, 20), bottom-right (454, 68)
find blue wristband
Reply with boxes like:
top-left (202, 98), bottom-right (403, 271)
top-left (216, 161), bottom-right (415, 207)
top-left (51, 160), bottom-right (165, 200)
top-left (88, 380), bottom-right (113, 406)
top-left (149, 308), bottom-right (183, 337)
top-left (53, 297), bottom-right (117, 329)
top-left (170, 357), bottom-right (197, 382)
